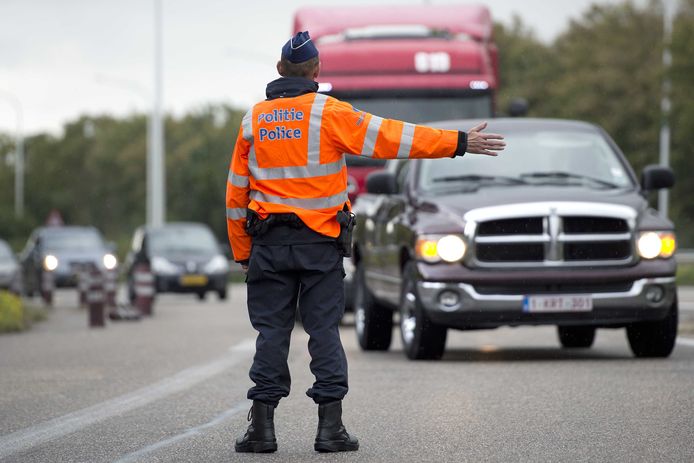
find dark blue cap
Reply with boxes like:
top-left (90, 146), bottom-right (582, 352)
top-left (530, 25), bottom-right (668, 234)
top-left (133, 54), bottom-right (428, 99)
top-left (281, 31), bottom-right (319, 63)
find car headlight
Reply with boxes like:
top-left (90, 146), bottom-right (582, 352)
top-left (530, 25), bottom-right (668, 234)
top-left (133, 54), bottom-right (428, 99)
top-left (43, 255), bottom-right (59, 271)
top-left (151, 256), bottom-right (179, 274)
top-left (203, 255), bottom-right (229, 273)
top-left (415, 234), bottom-right (466, 263)
top-left (103, 254), bottom-right (118, 270)
top-left (637, 231), bottom-right (676, 259)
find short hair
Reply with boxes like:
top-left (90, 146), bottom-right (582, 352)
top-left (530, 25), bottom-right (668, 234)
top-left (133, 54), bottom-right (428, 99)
top-left (279, 56), bottom-right (319, 78)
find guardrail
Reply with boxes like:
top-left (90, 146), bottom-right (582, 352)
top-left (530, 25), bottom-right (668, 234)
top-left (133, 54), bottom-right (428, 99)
top-left (677, 250), bottom-right (694, 264)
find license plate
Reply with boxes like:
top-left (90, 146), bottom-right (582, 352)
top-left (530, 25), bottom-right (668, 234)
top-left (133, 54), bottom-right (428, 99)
top-left (522, 295), bottom-right (593, 313)
top-left (179, 274), bottom-right (208, 287)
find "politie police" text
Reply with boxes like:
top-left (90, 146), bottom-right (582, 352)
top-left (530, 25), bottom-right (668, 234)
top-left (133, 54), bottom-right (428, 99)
top-left (257, 108), bottom-right (304, 142)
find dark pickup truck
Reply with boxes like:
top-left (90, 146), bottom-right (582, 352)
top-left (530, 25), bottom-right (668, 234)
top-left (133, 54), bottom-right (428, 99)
top-left (352, 118), bottom-right (677, 360)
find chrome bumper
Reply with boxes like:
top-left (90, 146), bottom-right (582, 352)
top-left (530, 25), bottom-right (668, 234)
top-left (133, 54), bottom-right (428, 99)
top-left (417, 277), bottom-right (677, 314)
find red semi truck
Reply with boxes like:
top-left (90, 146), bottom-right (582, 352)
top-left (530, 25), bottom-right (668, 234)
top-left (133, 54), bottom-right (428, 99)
top-left (294, 4), bottom-right (499, 200)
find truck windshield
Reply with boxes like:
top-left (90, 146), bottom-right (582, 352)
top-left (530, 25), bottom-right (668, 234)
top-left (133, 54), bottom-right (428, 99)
top-left (345, 95), bottom-right (492, 124)
top-left (419, 130), bottom-right (634, 191)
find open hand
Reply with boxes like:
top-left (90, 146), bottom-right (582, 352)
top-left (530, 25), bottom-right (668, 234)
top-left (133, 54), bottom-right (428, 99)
top-left (466, 122), bottom-right (505, 156)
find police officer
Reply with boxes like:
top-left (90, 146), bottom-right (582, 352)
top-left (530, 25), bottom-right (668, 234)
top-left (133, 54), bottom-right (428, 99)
top-left (226, 31), bottom-right (505, 454)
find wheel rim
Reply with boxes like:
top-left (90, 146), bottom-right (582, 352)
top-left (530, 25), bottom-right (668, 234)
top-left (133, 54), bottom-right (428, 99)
top-left (400, 287), bottom-right (417, 346)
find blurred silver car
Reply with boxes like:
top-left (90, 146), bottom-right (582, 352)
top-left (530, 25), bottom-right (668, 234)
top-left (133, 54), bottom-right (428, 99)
top-left (0, 239), bottom-right (21, 293)
top-left (19, 226), bottom-right (117, 294)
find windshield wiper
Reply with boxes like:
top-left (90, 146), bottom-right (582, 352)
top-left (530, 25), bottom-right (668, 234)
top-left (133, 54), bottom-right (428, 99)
top-left (432, 174), bottom-right (527, 185)
top-left (519, 171), bottom-right (620, 189)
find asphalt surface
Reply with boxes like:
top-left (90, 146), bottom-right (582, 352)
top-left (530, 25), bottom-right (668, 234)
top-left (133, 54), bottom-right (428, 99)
top-left (1, 285), bottom-right (693, 462)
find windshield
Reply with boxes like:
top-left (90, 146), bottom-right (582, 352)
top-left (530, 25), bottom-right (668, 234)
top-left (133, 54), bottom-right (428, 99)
top-left (43, 230), bottom-right (104, 251)
top-left (149, 226), bottom-right (218, 257)
top-left (419, 129), bottom-right (633, 192)
top-left (344, 95), bottom-right (492, 124)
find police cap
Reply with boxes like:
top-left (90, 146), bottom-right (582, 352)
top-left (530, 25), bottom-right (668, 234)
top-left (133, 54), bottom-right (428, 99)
top-left (281, 31), bottom-right (319, 64)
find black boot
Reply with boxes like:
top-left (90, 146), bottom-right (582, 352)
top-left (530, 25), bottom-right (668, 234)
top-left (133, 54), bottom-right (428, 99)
top-left (314, 401), bottom-right (359, 452)
top-left (235, 400), bottom-right (277, 453)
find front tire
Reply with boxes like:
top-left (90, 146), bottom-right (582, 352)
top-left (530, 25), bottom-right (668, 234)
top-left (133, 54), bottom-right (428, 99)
top-left (557, 326), bottom-right (596, 348)
top-left (354, 262), bottom-right (392, 351)
top-left (627, 295), bottom-right (678, 358)
top-left (399, 262), bottom-right (447, 360)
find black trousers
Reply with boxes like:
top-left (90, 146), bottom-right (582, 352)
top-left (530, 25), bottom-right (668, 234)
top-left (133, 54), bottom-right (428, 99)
top-left (245, 237), bottom-right (348, 407)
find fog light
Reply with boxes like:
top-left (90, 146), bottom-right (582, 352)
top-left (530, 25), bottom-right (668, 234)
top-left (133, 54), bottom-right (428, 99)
top-left (645, 285), bottom-right (665, 303)
top-left (438, 290), bottom-right (460, 310)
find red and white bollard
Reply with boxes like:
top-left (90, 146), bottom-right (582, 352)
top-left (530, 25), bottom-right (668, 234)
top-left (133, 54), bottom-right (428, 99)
top-left (104, 269), bottom-right (117, 309)
top-left (87, 264), bottom-right (105, 327)
top-left (41, 270), bottom-right (55, 306)
top-left (77, 263), bottom-right (89, 308)
top-left (134, 262), bottom-right (155, 316)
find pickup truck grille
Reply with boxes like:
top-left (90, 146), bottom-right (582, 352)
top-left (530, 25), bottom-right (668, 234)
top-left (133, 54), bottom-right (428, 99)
top-left (467, 203), bottom-right (636, 268)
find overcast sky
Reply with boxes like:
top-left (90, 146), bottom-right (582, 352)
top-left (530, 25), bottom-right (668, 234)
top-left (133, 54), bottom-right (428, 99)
top-left (0, 0), bottom-right (641, 135)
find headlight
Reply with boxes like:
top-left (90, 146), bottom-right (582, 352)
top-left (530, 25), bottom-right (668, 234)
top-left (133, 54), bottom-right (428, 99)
top-left (637, 231), bottom-right (676, 259)
top-left (151, 256), bottom-right (179, 274)
top-left (43, 255), bottom-right (59, 271)
top-left (103, 254), bottom-right (118, 270)
top-left (203, 255), bottom-right (229, 273)
top-left (415, 234), bottom-right (466, 263)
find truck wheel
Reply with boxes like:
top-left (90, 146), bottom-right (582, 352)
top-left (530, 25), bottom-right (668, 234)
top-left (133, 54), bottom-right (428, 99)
top-left (627, 295), bottom-right (678, 358)
top-left (557, 326), bottom-right (596, 348)
top-left (399, 262), bottom-right (447, 360)
top-left (354, 263), bottom-right (392, 351)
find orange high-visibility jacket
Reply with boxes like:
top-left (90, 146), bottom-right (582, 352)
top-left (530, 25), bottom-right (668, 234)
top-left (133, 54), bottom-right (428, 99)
top-left (226, 92), bottom-right (461, 262)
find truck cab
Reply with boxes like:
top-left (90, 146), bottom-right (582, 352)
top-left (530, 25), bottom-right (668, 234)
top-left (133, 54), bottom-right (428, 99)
top-left (294, 4), bottom-right (498, 197)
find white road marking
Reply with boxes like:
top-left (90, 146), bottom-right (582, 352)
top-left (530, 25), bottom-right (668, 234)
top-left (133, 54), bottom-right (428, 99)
top-left (0, 339), bottom-right (255, 460)
top-left (114, 402), bottom-right (248, 463)
top-left (676, 337), bottom-right (694, 348)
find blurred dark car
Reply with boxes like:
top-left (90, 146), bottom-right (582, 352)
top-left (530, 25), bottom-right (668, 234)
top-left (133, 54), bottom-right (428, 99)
top-left (19, 226), bottom-right (117, 294)
top-left (0, 239), bottom-right (22, 293)
top-left (125, 222), bottom-right (230, 301)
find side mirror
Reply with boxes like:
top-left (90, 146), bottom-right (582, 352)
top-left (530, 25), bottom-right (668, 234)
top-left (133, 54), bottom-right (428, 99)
top-left (641, 165), bottom-right (675, 191)
top-left (508, 97), bottom-right (529, 117)
top-left (366, 171), bottom-right (397, 195)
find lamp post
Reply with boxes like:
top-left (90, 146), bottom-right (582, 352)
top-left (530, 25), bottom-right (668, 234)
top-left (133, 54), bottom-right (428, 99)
top-left (150, 0), bottom-right (165, 227)
top-left (658, 0), bottom-right (677, 216)
top-left (0, 91), bottom-right (24, 218)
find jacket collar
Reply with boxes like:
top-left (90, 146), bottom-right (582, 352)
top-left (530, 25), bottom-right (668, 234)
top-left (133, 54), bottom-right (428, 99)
top-left (265, 77), bottom-right (319, 100)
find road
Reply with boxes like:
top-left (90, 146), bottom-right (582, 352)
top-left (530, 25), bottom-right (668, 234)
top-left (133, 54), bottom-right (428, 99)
top-left (1, 285), bottom-right (693, 462)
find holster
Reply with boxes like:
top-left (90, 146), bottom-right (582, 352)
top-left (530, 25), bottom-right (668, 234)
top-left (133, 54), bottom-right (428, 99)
top-left (245, 209), bottom-right (303, 238)
top-left (336, 207), bottom-right (356, 258)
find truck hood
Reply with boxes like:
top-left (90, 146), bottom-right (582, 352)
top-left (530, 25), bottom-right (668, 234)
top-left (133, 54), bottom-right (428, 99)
top-left (414, 185), bottom-right (650, 232)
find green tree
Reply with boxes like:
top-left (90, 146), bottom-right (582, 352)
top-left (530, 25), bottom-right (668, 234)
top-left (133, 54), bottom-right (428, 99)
top-left (493, 16), bottom-right (556, 116)
top-left (670, 0), bottom-right (694, 245)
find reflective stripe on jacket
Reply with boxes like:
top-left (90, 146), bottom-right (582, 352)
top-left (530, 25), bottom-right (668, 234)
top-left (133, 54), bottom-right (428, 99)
top-left (226, 92), bottom-right (459, 262)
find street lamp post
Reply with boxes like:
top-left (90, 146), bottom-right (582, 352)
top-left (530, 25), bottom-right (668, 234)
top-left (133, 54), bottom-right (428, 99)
top-left (0, 91), bottom-right (24, 219)
top-left (150, 0), bottom-right (165, 227)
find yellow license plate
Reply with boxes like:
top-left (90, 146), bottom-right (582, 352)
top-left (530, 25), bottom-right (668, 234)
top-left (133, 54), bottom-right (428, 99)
top-left (179, 274), bottom-right (208, 287)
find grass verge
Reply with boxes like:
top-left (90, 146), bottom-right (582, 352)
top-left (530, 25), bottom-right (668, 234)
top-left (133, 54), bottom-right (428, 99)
top-left (677, 263), bottom-right (694, 286)
top-left (0, 291), bottom-right (48, 334)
